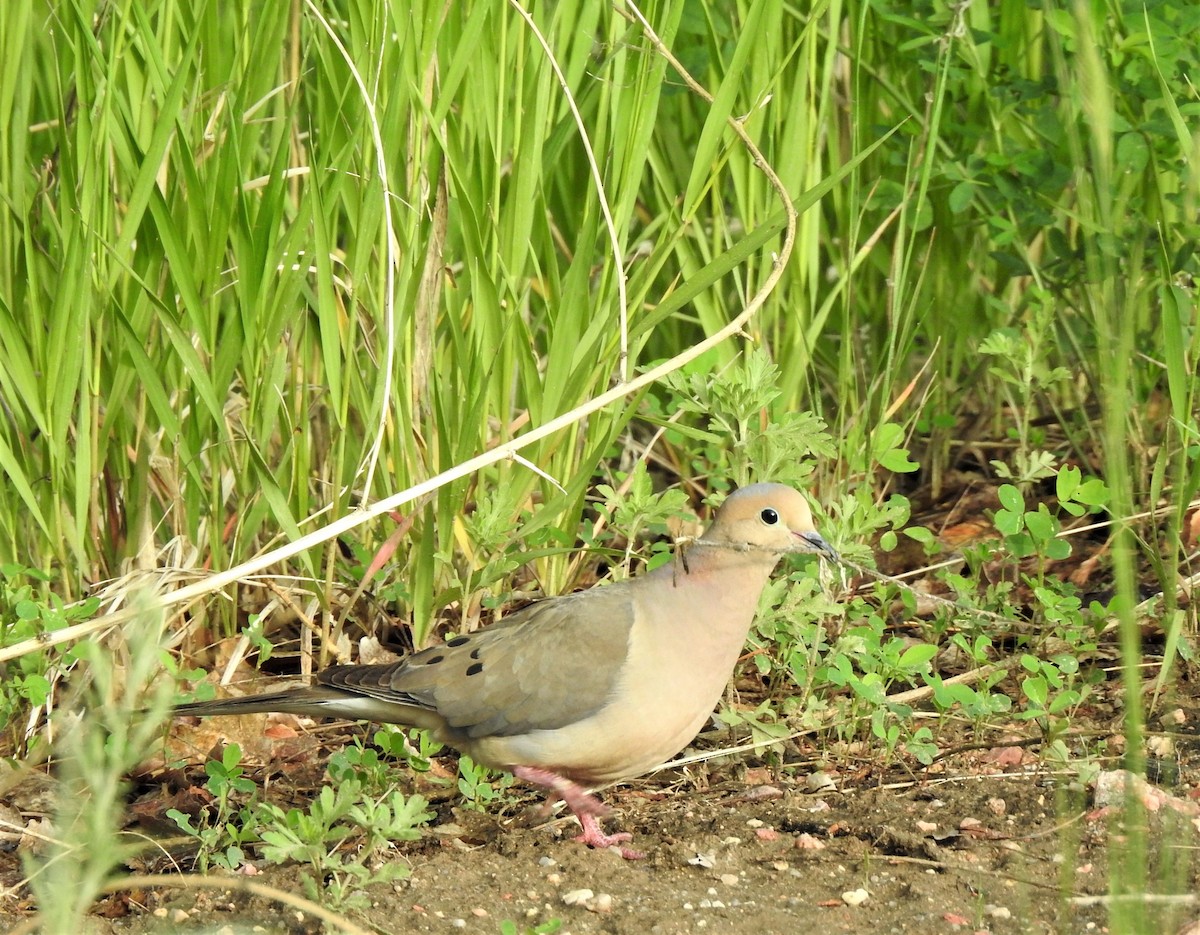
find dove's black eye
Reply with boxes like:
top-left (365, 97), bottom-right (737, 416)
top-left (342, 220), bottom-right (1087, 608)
top-left (760, 508), bottom-right (780, 525)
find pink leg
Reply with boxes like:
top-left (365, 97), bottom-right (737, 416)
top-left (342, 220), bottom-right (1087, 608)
top-left (512, 766), bottom-right (645, 860)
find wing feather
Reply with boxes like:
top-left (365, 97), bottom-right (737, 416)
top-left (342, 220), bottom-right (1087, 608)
top-left (316, 583), bottom-right (636, 738)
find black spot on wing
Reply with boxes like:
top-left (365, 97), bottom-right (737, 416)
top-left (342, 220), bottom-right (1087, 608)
top-left (446, 635), bottom-right (470, 647)
top-left (424, 654), bottom-right (444, 665)
top-left (465, 662), bottom-right (484, 676)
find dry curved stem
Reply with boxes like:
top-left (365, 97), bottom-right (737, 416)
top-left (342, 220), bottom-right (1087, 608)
top-left (0, 8), bottom-right (800, 667)
top-left (5, 873), bottom-right (375, 935)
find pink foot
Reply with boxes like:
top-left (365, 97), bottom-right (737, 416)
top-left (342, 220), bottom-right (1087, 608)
top-left (512, 766), bottom-right (645, 859)
top-left (574, 810), bottom-right (644, 860)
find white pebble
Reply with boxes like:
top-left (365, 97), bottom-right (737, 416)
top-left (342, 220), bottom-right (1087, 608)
top-left (719, 873), bottom-right (739, 886)
top-left (841, 888), bottom-right (869, 907)
top-left (562, 888), bottom-right (594, 906)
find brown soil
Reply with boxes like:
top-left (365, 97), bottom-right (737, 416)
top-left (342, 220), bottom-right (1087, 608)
top-left (2, 720), bottom-right (1198, 934)
top-left (1, 477), bottom-right (1197, 933)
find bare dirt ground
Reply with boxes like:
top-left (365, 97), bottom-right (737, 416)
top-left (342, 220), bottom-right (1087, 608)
top-left (1, 475), bottom-right (1198, 934)
top-left (1, 701), bottom-right (1197, 934)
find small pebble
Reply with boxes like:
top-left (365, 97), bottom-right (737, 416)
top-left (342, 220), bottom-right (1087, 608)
top-left (538, 856), bottom-right (556, 867)
top-left (546, 872), bottom-right (562, 884)
top-left (842, 888), bottom-right (869, 907)
top-left (741, 784), bottom-right (784, 801)
top-left (450, 920), bottom-right (466, 929)
top-left (722, 836), bottom-right (743, 846)
top-left (562, 888), bottom-right (594, 906)
top-left (987, 905), bottom-right (1012, 919)
top-left (746, 818), bottom-right (765, 828)
top-left (589, 893), bottom-right (614, 913)
top-left (719, 873), bottom-right (739, 886)
top-left (471, 908), bottom-right (488, 918)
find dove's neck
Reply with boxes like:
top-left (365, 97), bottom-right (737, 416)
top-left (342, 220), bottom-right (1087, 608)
top-left (645, 543), bottom-right (781, 641)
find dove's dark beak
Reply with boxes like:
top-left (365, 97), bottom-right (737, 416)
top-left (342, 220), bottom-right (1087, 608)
top-left (796, 530), bottom-right (838, 563)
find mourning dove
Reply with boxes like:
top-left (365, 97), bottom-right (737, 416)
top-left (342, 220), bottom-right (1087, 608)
top-left (176, 483), bottom-right (836, 857)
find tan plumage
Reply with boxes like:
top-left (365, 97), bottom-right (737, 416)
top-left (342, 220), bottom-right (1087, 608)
top-left (177, 482), bottom-right (836, 856)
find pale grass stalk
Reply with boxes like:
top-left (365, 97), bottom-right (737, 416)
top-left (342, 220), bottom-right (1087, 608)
top-left (507, 0), bottom-right (630, 382)
top-left (303, 0), bottom-right (398, 503)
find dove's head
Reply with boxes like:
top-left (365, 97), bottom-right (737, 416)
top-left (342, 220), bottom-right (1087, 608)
top-left (700, 483), bottom-right (837, 560)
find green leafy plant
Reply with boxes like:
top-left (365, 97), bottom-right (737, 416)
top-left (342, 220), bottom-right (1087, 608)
top-left (992, 467), bottom-right (1109, 575)
top-left (594, 464), bottom-right (693, 575)
top-left (256, 780), bottom-right (432, 910)
top-left (167, 743), bottom-right (261, 872)
top-left (0, 564), bottom-right (100, 740)
top-left (656, 347), bottom-right (836, 489)
top-left (498, 919), bottom-right (563, 935)
top-left (28, 610), bottom-right (173, 933)
top-left (457, 755), bottom-right (516, 811)
top-left (715, 699), bottom-right (792, 763)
